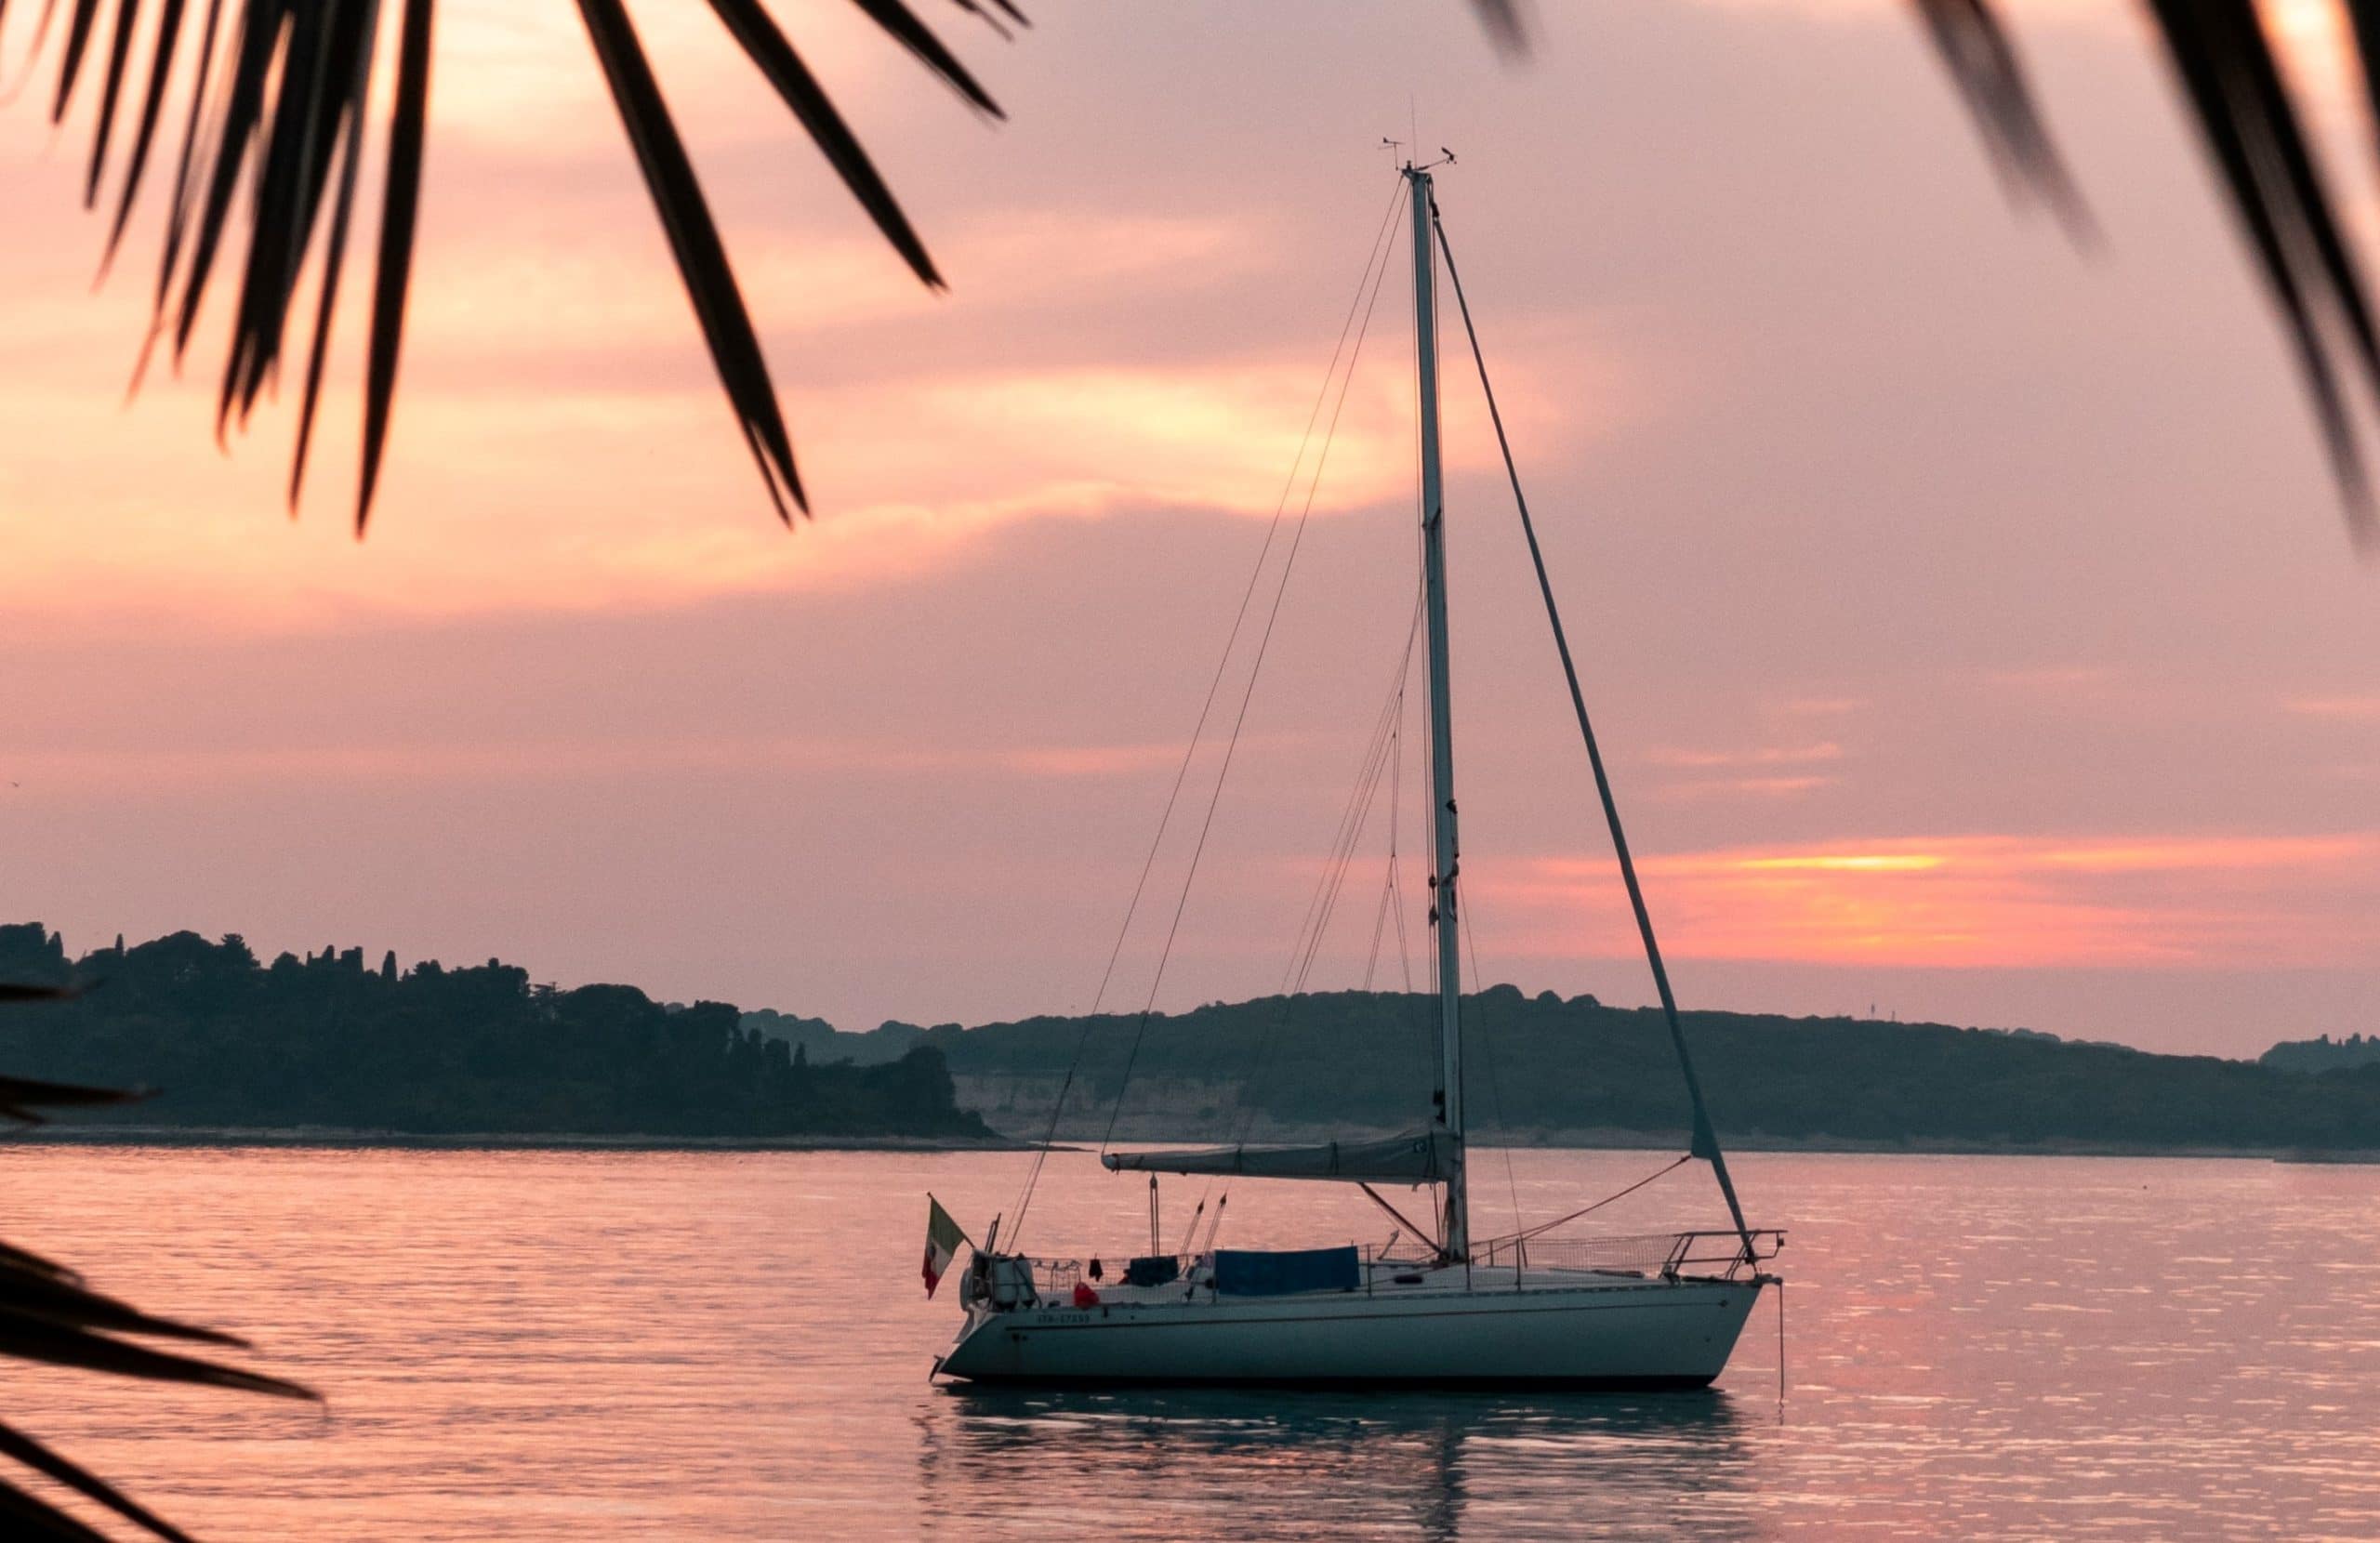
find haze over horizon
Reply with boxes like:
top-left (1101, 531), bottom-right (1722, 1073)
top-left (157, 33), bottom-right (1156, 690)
top-left (5, 0), bottom-right (2377, 1059)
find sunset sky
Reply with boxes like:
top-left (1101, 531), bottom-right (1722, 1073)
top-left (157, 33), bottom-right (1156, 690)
top-left (4, 0), bottom-right (2377, 1058)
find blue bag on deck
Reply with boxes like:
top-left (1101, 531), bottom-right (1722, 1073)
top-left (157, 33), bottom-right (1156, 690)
top-left (1212, 1246), bottom-right (1360, 1296)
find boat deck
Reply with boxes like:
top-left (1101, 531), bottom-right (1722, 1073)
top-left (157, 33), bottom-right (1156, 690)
top-left (984, 1231), bottom-right (1779, 1315)
top-left (1056, 1259), bottom-right (1666, 1308)
top-left (939, 1241), bottom-right (1778, 1387)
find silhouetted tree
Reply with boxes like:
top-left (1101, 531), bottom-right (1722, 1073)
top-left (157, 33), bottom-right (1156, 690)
top-left (0, 925), bottom-right (991, 1141)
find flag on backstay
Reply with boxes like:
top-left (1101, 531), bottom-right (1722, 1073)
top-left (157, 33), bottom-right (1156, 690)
top-left (922, 1194), bottom-right (970, 1299)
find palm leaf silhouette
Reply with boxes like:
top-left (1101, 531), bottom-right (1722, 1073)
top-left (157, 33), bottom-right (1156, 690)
top-left (0, 984), bottom-right (316, 1540)
top-left (16, 0), bottom-right (1008, 533)
top-left (1918, 0), bottom-right (2380, 548)
top-left (7, 0), bottom-right (2379, 546)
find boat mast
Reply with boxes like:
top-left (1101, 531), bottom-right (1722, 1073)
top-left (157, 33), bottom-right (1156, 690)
top-left (1408, 163), bottom-right (1467, 1263)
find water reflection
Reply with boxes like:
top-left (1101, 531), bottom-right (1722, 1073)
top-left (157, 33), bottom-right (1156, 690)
top-left (920, 1385), bottom-right (1762, 1541)
top-left (8, 1149), bottom-right (2373, 1538)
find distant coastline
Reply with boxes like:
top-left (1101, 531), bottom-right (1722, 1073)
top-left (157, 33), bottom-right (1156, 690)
top-left (7, 923), bottom-right (2375, 1156)
top-left (12, 1123), bottom-right (2378, 1163)
top-left (874, 989), bottom-right (2380, 1159)
top-left (8, 1124), bottom-right (1029, 1153)
top-left (995, 1124), bottom-right (2380, 1163)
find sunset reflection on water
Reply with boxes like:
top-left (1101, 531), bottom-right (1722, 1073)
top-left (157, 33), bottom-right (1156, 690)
top-left (3, 1145), bottom-right (2373, 1538)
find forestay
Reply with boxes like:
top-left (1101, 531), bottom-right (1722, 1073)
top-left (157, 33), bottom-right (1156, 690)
top-left (1101, 1129), bottom-right (1458, 1184)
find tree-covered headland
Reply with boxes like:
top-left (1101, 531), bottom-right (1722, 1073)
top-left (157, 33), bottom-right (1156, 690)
top-left (9, 921), bottom-right (2377, 1152)
top-left (770, 989), bottom-right (2380, 1155)
top-left (0, 923), bottom-right (988, 1140)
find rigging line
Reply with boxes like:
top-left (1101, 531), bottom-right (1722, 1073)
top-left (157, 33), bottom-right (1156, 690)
top-left (1221, 598), bottom-right (1421, 1154)
top-left (1396, 466), bottom-right (1429, 1060)
top-left (1457, 894), bottom-right (1524, 1240)
top-left (1362, 688), bottom-right (1411, 995)
top-left (1342, 568), bottom-right (1421, 1005)
top-left (1366, 596), bottom-right (1412, 995)
top-left (1501, 1154), bottom-right (1692, 1244)
top-left (1226, 760), bottom-right (1386, 1152)
top-left (1175, 1194), bottom-right (1206, 1256)
top-left (1395, 195), bottom-right (1429, 1037)
top-left (1095, 189), bottom-right (1407, 1160)
top-left (1283, 586), bottom-right (1425, 996)
top-left (1302, 648), bottom-right (1409, 970)
top-left (1390, 607), bottom-right (1417, 997)
top-left (1361, 692), bottom-right (1407, 995)
top-left (1277, 635), bottom-right (1407, 994)
top-left (1287, 715), bottom-right (1389, 992)
top-left (1360, 860), bottom-right (1395, 990)
top-left (1200, 1194), bottom-right (1228, 1256)
top-left (1229, 575), bottom-right (1423, 1151)
top-left (1430, 194), bottom-right (1756, 1259)
top-left (1085, 174), bottom-right (1408, 1024)
top-left (1005, 177), bottom-right (1409, 1243)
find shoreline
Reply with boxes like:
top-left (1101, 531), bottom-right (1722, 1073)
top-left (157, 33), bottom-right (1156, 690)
top-left (8, 1125), bottom-right (1032, 1153)
top-left (7, 1124), bottom-right (2374, 1162)
top-left (1030, 1120), bottom-right (2380, 1162)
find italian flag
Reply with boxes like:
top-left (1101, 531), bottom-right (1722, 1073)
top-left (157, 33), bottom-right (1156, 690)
top-left (922, 1194), bottom-right (970, 1299)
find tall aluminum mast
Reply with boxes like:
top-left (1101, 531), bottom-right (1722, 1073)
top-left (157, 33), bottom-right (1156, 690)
top-left (1407, 163), bottom-right (1467, 1263)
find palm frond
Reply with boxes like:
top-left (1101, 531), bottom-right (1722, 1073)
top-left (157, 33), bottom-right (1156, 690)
top-left (14, 0), bottom-right (2380, 544)
top-left (0, 1071), bottom-right (145, 1124)
top-left (0, 1474), bottom-right (120, 1543)
top-left (0, 1009), bottom-right (317, 1540)
top-left (1467, 0), bottom-right (1527, 59)
top-left (576, 0), bottom-right (802, 521)
top-left (2142, 0), bottom-right (2380, 548)
top-left (0, 1421), bottom-right (200, 1543)
top-left (10, 0), bottom-right (1012, 531)
top-left (1920, 0), bottom-right (2378, 547)
top-left (1910, 0), bottom-right (2094, 240)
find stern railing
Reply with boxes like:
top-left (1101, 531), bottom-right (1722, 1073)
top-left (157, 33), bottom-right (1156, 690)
top-left (1472, 1228), bottom-right (1784, 1284)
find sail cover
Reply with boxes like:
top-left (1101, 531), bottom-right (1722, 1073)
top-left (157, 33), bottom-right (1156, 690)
top-left (1101, 1130), bottom-right (1458, 1184)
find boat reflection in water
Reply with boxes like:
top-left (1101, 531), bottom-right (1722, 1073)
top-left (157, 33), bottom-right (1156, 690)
top-left (919, 1384), bottom-right (1762, 1541)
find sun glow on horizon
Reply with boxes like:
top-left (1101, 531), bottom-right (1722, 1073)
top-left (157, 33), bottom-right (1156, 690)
top-left (1489, 834), bottom-right (2380, 971)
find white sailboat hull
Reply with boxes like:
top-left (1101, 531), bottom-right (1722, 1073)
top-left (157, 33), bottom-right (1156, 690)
top-left (938, 1273), bottom-right (1765, 1389)
top-left (925, 172), bottom-right (1789, 1395)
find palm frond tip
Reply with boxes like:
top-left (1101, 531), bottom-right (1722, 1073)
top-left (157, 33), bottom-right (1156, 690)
top-left (15, 0), bottom-right (2380, 546)
top-left (1921, 0), bottom-right (2380, 545)
top-left (0, 1006), bottom-right (318, 1540)
top-left (14, 0), bottom-right (1012, 531)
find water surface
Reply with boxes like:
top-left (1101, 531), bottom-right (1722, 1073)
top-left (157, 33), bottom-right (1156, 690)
top-left (7, 1146), bottom-right (2373, 1538)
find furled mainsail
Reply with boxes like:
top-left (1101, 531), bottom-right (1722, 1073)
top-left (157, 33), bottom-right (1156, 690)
top-left (1102, 1130), bottom-right (1458, 1185)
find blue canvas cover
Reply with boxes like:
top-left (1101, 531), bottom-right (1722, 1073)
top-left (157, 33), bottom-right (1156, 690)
top-left (1212, 1246), bottom-right (1360, 1297)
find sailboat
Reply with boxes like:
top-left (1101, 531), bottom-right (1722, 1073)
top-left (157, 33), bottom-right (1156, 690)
top-left (932, 162), bottom-right (1782, 1389)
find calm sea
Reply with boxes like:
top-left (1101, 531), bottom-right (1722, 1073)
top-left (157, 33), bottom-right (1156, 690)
top-left (5, 1145), bottom-right (2374, 1539)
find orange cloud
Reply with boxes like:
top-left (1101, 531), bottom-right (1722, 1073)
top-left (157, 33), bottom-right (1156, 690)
top-left (2286, 695), bottom-right (2380, 720)
top-left (1485, 832), bottom-right (2380, 970)
top-left (0, 350), bottom-right (1395, 632)
top-left (405, 210), bottom-right (1266, 359)
top-left (1648, 774), bottom-right (1839, 803)
top-left (1645, 741), bottom-right (1843, 769)
top-left (1642, 743), bottom-right (1844, 801)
